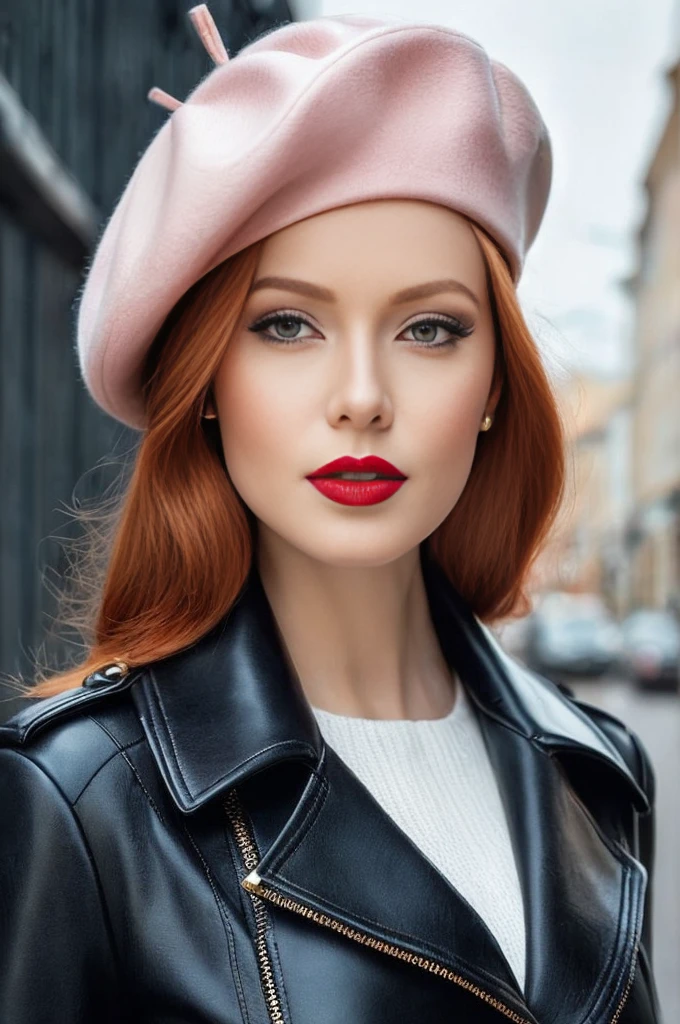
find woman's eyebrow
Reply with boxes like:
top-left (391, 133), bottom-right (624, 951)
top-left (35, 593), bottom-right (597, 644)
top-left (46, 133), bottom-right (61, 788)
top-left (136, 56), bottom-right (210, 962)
top-left (391, 279), bottom-right (480, 309)
top-left (248, 276), bottom-right (480, 310)
top-left (249, 276), bottom-right (335, 301)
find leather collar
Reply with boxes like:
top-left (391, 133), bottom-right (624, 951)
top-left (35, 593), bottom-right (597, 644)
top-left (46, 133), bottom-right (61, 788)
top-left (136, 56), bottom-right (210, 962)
top-left (131, 548), bottom-right (648, 816)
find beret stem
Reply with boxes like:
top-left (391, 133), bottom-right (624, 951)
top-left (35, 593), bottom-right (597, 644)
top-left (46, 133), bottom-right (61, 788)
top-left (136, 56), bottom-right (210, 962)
top-left (188, 4), bottom-right (230, 65)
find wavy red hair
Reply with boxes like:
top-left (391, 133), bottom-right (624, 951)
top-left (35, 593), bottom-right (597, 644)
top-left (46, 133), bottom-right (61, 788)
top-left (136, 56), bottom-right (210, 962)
top-left (10, 219), bottom-right (564, 699)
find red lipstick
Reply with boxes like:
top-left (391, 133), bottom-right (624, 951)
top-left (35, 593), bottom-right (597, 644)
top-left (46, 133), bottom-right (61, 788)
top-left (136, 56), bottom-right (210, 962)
top-left (306, 455), bottom-right (407, 507)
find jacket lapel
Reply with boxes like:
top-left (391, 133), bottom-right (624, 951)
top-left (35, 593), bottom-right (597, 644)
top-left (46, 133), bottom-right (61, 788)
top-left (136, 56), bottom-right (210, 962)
top-left (423, 557), bottom-right (648, 1023)
top-left (131, 567), bottom-right (324, 813)
top-left (246, 738), bottom-right (535, 1021)
top-left (131, 551), bottom-right (648, 1024)
top-left (474, 710), bottom-right (645, 1023)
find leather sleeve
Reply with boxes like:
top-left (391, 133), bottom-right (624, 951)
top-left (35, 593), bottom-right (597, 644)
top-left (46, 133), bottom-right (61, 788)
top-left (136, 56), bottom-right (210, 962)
top-left (0, 748), bottom-right (125, 1023)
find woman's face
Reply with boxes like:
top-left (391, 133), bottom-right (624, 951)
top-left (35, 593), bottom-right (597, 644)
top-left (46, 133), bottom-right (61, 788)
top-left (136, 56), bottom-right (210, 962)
top-left (212, 199), bottom-right (499, 568)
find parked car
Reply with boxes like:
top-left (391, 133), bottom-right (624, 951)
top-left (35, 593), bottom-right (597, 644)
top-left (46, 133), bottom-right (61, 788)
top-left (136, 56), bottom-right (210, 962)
top-left (524, 593), bottom-right (622, 681)
top-left (620, 609), bottom-right (680, 692)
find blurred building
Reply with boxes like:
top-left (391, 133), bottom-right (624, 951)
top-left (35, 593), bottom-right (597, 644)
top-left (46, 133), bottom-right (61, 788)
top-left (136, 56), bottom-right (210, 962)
top-left (532, 374), bottom-right (634, 617)
top-left (534, 54), bottom-right (680, 621)
top-left (624, 57), bottom-right (680, 614)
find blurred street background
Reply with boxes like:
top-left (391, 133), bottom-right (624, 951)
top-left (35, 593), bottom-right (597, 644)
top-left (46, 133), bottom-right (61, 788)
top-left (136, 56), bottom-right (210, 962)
top-left (1, 0), bottom-right (679, 1017)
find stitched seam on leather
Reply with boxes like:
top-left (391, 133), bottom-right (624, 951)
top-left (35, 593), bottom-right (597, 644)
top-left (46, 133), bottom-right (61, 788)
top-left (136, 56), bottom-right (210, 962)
top-left (219, 741), bottom-right (319, 786)
top-left (71, 735), bottom-right (146, 805)
top-left (583, 866), bottom-right (638, 1024)
top-left (266, 764), bottom-right (329, 872)
top-left (147, 670), bottom-right (318, 799)
top-left (148, 668), bottom-right (317, 796)
top-left (269, 872), bottom-right (520, 999)
top-left (88, 717), bottom-right (167, 825)
top-left (87, 714), bottom-right (139, 747)
top-left (633, 737), bottom-right (647, 799)
top-left (120, 748), bottom-right (168, 825)
top-left (585, 867), bottom-right (631, 1022)
top-left (148, 673), bottom-right (192, 798)
top-left (464, 693), bottom-right (530, 740)
top-left (629, 729), bottom-right (654, 811)
top-left (553, 756), bottom-right (642, 1023)
top-left (141, 700), bottom-right (193, 801)
top-left (613, 868), bottom-right (641, 1020)
top-left (275, 871), bottom-right (455, 953)
top-left (617, 869), bottom-right (643, 1019)
top-left (272, 776), bottom-right (329, 867)
top-left (182, 822), bottom-right (252, 1024)
top-left (190, 740), bottom-right (318, 804)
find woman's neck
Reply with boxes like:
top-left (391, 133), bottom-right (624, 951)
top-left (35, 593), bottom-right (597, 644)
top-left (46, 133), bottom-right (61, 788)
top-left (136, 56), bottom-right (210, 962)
top-left (256, 536), bottom-right (456, 721)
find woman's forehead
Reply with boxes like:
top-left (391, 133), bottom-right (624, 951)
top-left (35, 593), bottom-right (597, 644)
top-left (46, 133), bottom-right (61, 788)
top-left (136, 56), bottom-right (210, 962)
top-left (253, 200), bottom-right (487, 294)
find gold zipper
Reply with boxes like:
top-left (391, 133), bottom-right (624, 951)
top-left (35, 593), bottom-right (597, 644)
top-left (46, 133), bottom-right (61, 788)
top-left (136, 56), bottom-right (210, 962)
top-left (241, 866), bottom-right (531, 1024)
top-left (609, 950), bottom-right (637, 1024)
top-left (224, 790), bottom-right (287, 1024)
top-left (227, 792), bottom-right (637, 1024)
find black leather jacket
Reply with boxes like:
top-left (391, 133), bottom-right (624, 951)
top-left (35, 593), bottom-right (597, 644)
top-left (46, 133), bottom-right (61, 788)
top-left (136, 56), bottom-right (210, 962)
top-left (0, 556), bottom-right (662, 1024)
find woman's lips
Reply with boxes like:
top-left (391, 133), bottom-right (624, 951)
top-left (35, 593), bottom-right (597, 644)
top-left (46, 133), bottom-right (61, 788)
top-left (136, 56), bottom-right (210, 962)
top-left (308, 478), bottom-right (405, 506)
top-left (306, 454), bottom-right (407, 507)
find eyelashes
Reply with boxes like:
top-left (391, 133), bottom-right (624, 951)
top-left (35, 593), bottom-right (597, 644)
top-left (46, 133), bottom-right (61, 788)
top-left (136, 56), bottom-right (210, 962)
top-left (247, 309), bottom-right (474, 348)
top-left (248, 311), bottom-right (316, 345)
top-left (403, 315), bottom-right (474, 348)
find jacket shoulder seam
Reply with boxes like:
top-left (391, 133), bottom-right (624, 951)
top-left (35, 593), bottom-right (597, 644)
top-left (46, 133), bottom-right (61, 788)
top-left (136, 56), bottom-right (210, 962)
top-left (70, 733), bottom-right (146, 806)
top-left (83, 717), bottom-right (167, 825)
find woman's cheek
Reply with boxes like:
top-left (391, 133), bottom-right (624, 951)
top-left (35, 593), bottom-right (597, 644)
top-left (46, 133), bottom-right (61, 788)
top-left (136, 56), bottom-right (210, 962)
top-left (218, 360), bottom-right (281, 460)
top-left (417, 384), bottom-right (483, 469)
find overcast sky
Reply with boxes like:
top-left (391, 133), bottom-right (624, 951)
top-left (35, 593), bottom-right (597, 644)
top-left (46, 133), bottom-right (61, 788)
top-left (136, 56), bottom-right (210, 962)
top-left (294, 0), bottom-right (679, 377)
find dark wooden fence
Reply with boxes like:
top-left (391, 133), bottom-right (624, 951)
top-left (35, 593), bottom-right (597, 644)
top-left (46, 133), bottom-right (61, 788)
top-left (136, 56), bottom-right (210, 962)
top-left (0, 0), bottom-right (293, 717)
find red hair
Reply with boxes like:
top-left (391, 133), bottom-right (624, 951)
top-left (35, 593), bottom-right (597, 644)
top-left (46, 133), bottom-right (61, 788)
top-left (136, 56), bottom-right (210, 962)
top-left (10, 220), bottom-right (564, 699)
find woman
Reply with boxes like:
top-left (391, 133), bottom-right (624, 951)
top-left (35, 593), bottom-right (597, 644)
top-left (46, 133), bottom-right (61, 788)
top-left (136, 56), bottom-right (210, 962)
top-left (0, 7), bottom-right (661, 1023)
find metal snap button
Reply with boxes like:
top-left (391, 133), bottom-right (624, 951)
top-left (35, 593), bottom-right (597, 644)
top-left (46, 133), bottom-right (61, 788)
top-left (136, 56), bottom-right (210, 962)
top-left (82, 660), bottom-right (130, 688)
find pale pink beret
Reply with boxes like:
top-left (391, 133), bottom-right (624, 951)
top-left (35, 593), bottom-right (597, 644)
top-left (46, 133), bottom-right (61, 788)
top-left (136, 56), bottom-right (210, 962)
top-left (76, 5), bottom-right (553, 429)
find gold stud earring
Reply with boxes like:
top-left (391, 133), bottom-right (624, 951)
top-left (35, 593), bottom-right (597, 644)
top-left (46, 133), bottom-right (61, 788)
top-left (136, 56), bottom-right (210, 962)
top-left (480, 415), bottom-right (493, 432)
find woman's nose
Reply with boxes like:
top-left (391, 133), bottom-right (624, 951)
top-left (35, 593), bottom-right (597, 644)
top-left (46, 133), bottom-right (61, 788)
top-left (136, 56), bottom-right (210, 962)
top-left (324, 333), bottom-right (394, 430)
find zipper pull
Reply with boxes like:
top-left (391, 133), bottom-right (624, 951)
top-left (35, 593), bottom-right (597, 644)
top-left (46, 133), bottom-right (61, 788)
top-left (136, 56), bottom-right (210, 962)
top-left (243, 868), bottom-right (262, 892)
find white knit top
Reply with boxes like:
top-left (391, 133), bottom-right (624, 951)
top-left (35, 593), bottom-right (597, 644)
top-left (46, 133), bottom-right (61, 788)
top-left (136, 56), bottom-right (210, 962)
top-left (310, 681), bottom-right (527, 992)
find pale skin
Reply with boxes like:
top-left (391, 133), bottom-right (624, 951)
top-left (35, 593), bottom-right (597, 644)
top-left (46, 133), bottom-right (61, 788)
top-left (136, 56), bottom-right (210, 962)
top-left (209, 199), bottom-right (500, 721)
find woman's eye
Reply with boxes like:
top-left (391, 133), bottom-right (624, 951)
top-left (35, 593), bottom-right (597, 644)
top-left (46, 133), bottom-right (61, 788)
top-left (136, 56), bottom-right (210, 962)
top-left (248, 312), bottom-right (474, 347)
top-left (400, 317), bottom-right (474, 348)
top-left (248, 312), bottom-right (318, 344)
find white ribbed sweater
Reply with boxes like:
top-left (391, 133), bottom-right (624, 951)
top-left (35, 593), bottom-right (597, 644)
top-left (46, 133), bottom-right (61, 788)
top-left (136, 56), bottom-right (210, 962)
top-left (310, 681), bottom-right (526, 992)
